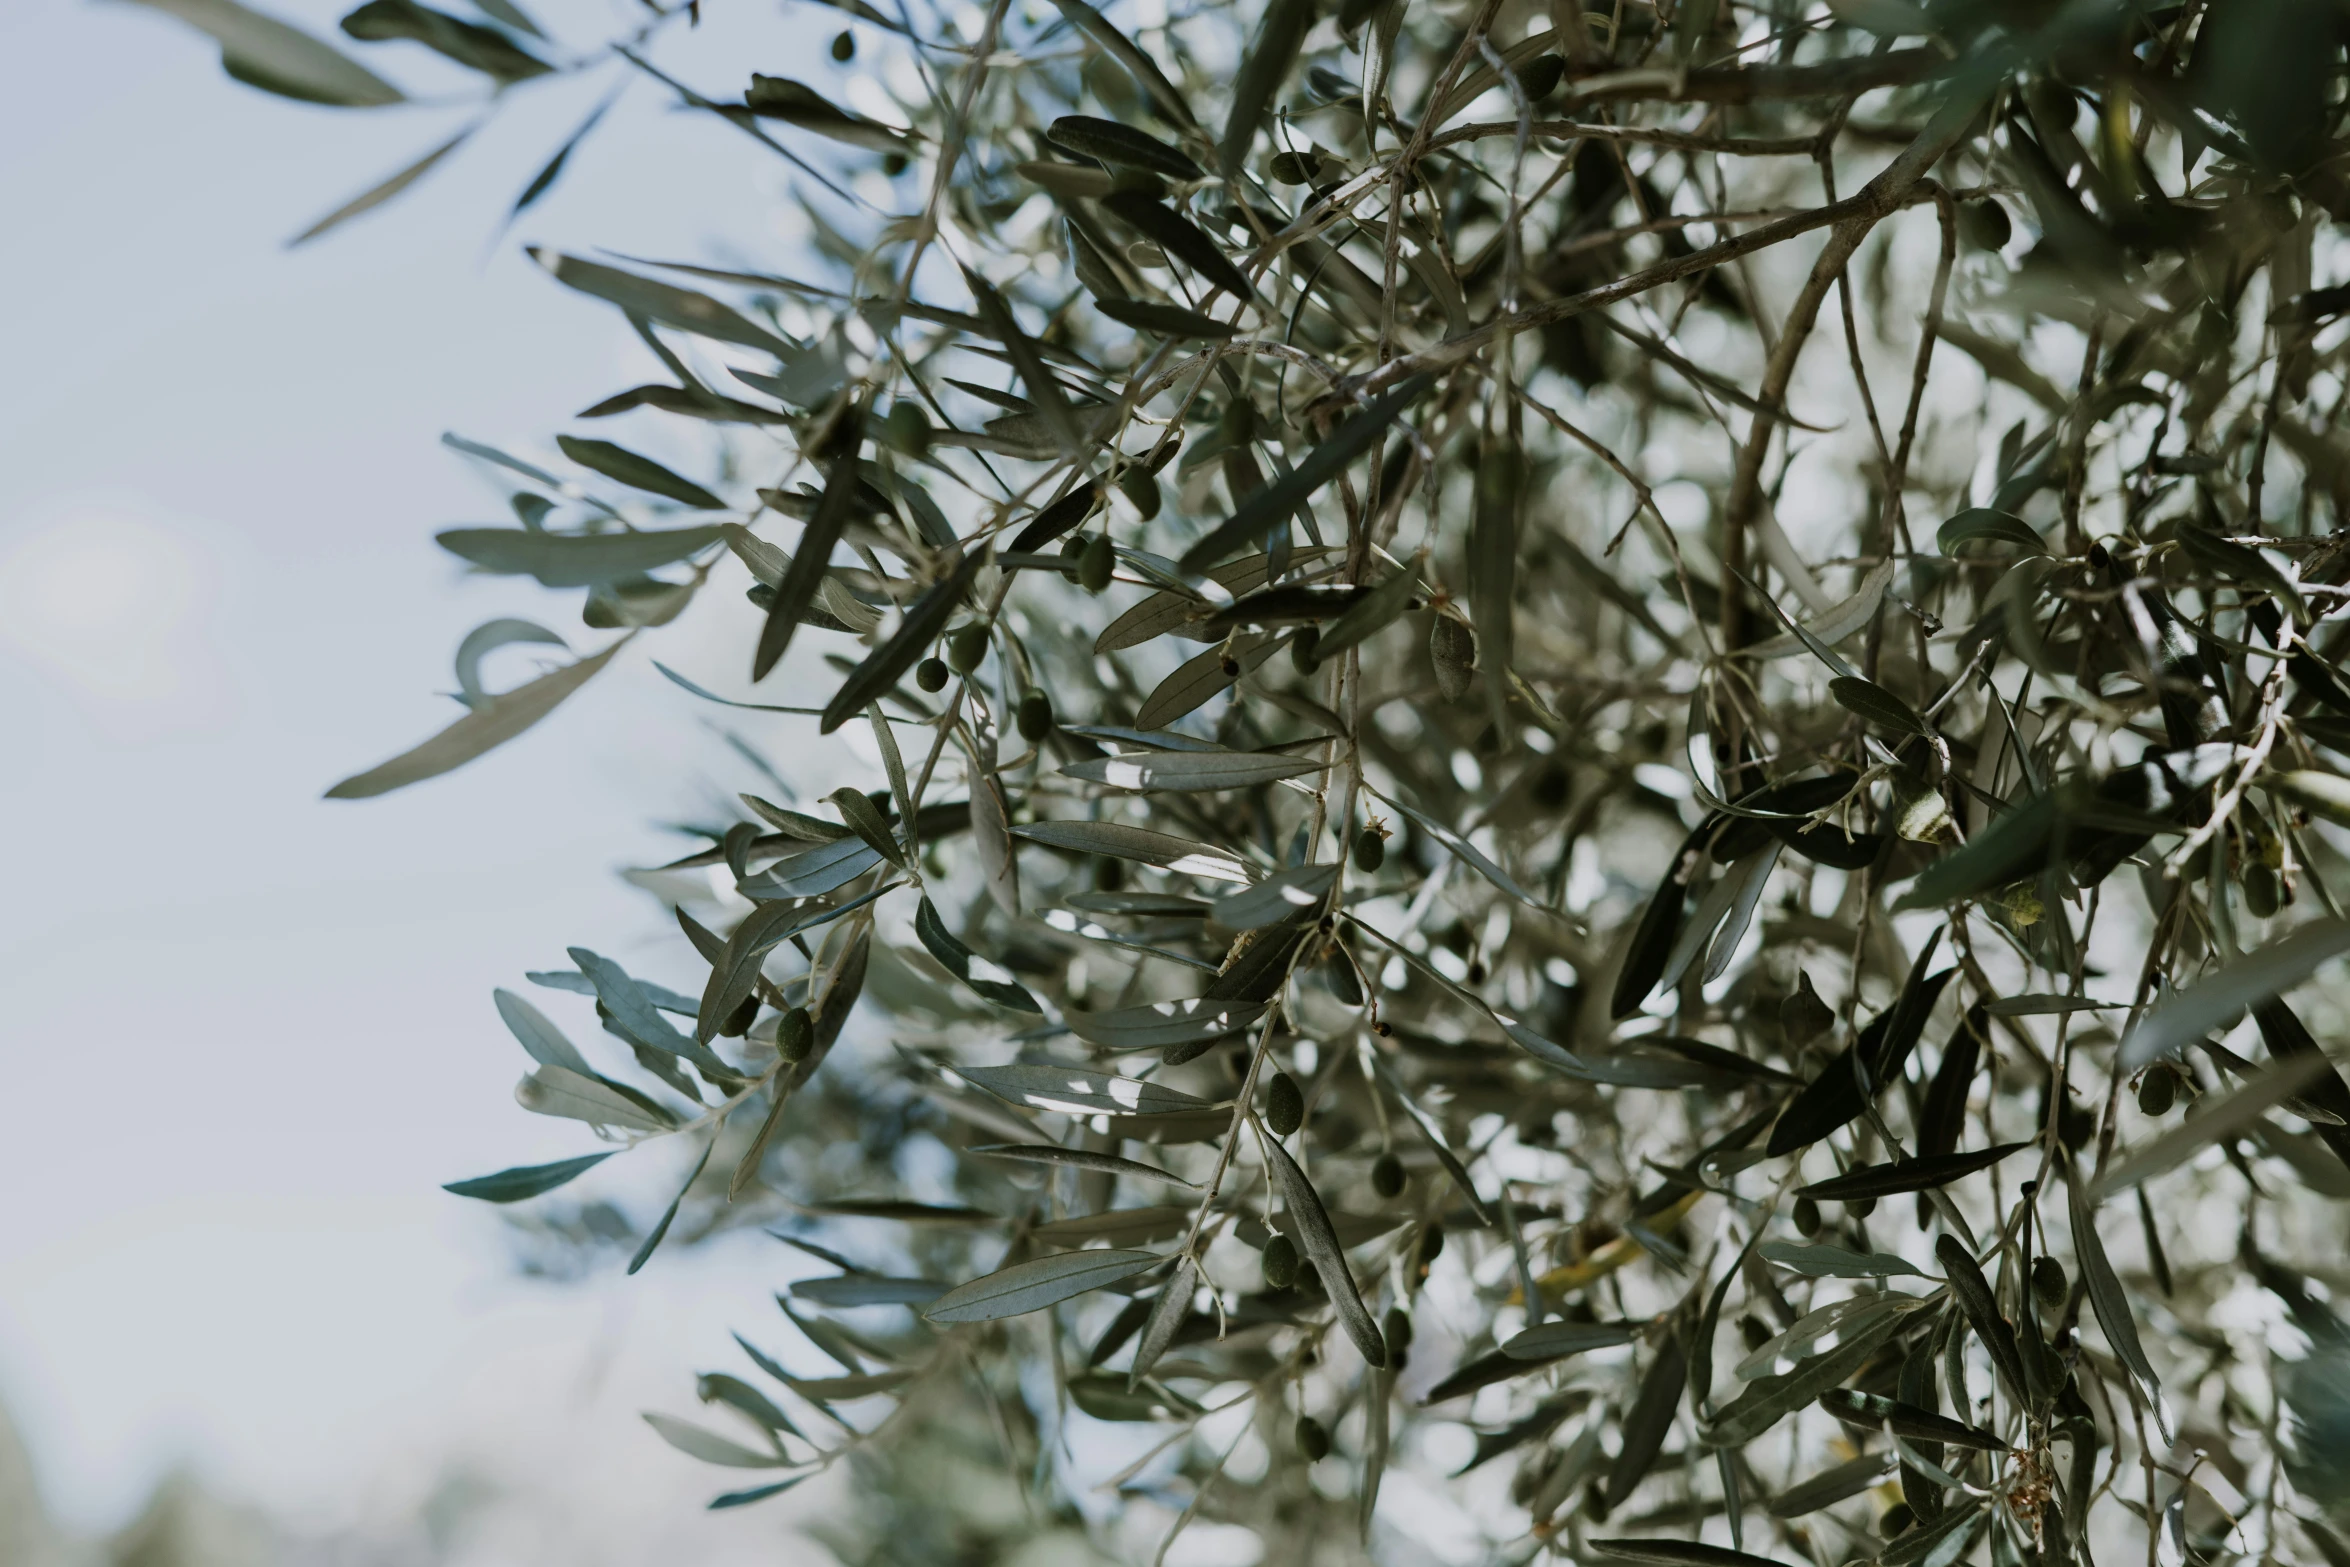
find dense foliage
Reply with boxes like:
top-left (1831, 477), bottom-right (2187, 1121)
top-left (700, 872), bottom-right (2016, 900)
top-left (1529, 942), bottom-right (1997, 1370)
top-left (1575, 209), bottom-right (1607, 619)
top-left (127, 0), bottom-right (2350, 1560)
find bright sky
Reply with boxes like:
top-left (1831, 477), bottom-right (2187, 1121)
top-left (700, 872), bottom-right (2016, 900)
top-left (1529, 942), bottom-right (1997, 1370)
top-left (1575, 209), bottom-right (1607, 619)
top-left (0, 0), bottom-right (866, 1550)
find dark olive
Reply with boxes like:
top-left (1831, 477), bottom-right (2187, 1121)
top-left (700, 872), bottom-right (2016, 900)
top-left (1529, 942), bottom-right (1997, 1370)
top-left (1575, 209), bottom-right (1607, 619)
top-left (915, 656), bottom-right (949, 692)
top-left (1296, 1414), bottom-right (1330, 1461)
top-left (1353, 827), bottom-right (1386, 873)
top-left (720, 994), bottom-right (760, 1038)
top-left (777, 1006), bottom-right (815, 1063)
top-left (1371, 1152), bottom-right (1406, 1199)
top-left (1793, 1195), bottom-right (1822, 1237)
top-left (2032, 1255), bottom-right (2068, 1310)
top-left (1265, 1070), bottom-right (1305, 1136)
top-left (831, 29), bottom-right (854, 60)
top-left (1262, 1233), bottom-right (1300, 1290)
top-left (1078, 533), bottom-right (1116, 594)
top-left (1017, 691), bottom-right (1053, 741)
top-left (947, 623), bottom-right (989, 674)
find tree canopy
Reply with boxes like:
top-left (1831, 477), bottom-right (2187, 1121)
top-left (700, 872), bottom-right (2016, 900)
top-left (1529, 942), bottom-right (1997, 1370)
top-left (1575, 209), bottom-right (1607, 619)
top-left (124, 0), bottom-right (2350, 1560)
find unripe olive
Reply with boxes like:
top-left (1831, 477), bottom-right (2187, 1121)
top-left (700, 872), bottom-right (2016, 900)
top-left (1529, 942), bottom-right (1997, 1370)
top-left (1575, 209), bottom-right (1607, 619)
top-left (1738, 1314), bottom-right (1772, 1351)
top-left (1016, 691), bottom-right (1054, 742)
top-left (1882, 1503), bottom-right (1916, 1537)
top-left (1383, 1307), bottom-right (1413, 1355)
top-left (915, 656), bottom-right (949, 692)
top-left (777, 1006), bottom-right (815, 1063)
top-left (1290, 626), bottom-right (1320, 673)
top-left (1371, 1152), bottom-right (1406, 1199)
top-left (1518, 53), bottom-right (1565, 100)
top-left (1262, 1233), bottom-right (1300, 1290)
top-left (1353, 826), bottom-right (1386, 873)
top-left (1268, 150), bottom-right (1320, 185)
top-left (1295, 1414), bottom-right (1330, 1461)
top-left (947, 622), bottom-right (989, 674)
top-left (881, 399), bottom-right (930, 454)
top-left (2032, 1255), bottom-right (2068, 1310)
top-left (1078, 533), bottom-right (1116, 594)
top-left (1061, 533), bottom-right (1089, 562)
top-left (2245, 862), bottom-right (2281, 918)
top-left (1848, 1197), bottom-right (1878, 1219)
top-left (830, 28), bottom-right (854, 60)
top-left (1265, 1070), bottom-right (1305, 1136)
top-left (881, 151), bottom-right (909, 177)
top-left (2138, 1067), bottom-right (2175, 1117)
top-left (1117, 464), bottom-right (1161, 520)
top-left (1961, 198), bottom-right (2011, 251)
top-left (1793, 1195), bottom-right (1822, 1237)
top-left (720, 994), bottom-right (760, 1038)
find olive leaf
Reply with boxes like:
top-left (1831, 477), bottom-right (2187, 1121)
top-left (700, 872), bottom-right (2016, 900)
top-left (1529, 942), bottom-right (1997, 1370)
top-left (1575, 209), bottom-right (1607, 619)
top-left (1264, 1137), bottom-right (1386, 1367)
top-left (924, 1249), bottom-right (1165, 1323)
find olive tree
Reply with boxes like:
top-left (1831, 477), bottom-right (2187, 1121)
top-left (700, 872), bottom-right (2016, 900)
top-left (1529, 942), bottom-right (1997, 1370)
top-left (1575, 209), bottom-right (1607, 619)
top-left (119, 0), bottom-right (2350, 1561)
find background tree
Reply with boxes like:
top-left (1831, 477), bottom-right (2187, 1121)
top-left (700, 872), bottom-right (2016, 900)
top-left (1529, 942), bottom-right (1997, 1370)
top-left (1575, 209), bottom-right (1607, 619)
top-left (120, 0), bottom-right (2350, 1560)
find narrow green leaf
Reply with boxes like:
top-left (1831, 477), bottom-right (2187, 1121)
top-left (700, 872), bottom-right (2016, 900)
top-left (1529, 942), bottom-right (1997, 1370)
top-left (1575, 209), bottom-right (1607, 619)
top-left (2092, 1053), bottom-right (2332, 1198)
top-left (1469, 439), bottom-right (1521, 720)
top-left (923, 1248), bottom-right (1164, 1323)
top-left (1892, 790), bottom-right (2058, 911)
top-left (1829, 674), bottom-right (1928, 736)
top-left (1063, 748), bottom-right (1322, 792)
top-left (1703, 1301), bottom-right (1913, 1446)
top-left (961, 266), bottom-right (1080, 456)
top-left (453, 618), bottom-right (565, 708)
top-left (1218, 0), bottom-right (1309, 174)
top-left (913, 897), bottom-right (1042, 1011)
top-left (745, 74), bottom-right (910, 151)
top-left (1046, 114), bottom-right (1200, 177)
top-left (1100, 191), bottom-right (1254, 300)
top-left (2119, 919), bottom-right (2350, 1070)
top-left (516, 1063), bottom-right (676, 1133)
top-left (1593, 1539), bottom-right (1791, 1567)
top-left (1606, 1333), bottom-right (1688, 1504)
top-left (642, 1412), bottom-right (788, 1468)
top-left (1094, 297), bottom-right (1237, 340)
top-left (628, 1135), bottom-right (715, 1274)
top-left (820, 552), bottom-right (981, 732)
top-left (1045, 0), bottom-right (1199, 130)
top-left (124, 0), bottom-right (406, 106)
top-left (1758, 1240), bottom-right (1926, 1278)
top-left (1937, 508), bottom-right (2045, 554)
top-left (1501, 1319), bottom-right (1641, 1359)
top-left (289, 121), bottom-right (473, 244)
top-left (968, 1143), bottom-right (1196, 1186)
top-left (2066, 1173), bottom-right (2161, 1394)
top-left (828, 787), bottom-right (903, 868)
top-left (556, 435), bottom-right (726, 510)
top-left (1014, 819), bottom-right (1249, 880)
top-left (1264, 1137), bottom-right (1386, 1367)
top-left (326, 641), bottom-right (621, 798)
top-left (444, 1151), bottom-right (615, 1202)
top-left (1178, 377), bottom-right (1434, 570)
top-left (959, 1063), bottom-right (1211, 1117)
top-left (1768, 1452), bottom-right (1894, 1517)
top-left (1796, 1143), bottom-right (2028, 1202)
top-left (436, 523), bottom-right (724, 586)
top-left (1311, 557), bottom-right (1422, 663)
top-left (533, 250), bottom-right (798, 358)
top-left (1210, 864), bottom-right (1337, 930)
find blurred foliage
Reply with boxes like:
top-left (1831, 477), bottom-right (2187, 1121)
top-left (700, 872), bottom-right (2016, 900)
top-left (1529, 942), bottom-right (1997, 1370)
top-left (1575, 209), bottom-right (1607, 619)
top-left (127, 0), bottom-right (2350, 1560)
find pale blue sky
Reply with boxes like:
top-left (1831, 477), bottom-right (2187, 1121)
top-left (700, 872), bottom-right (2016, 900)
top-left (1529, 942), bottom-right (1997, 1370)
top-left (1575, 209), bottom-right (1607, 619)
top-left (0, 0), bottom-right (867, 1541)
